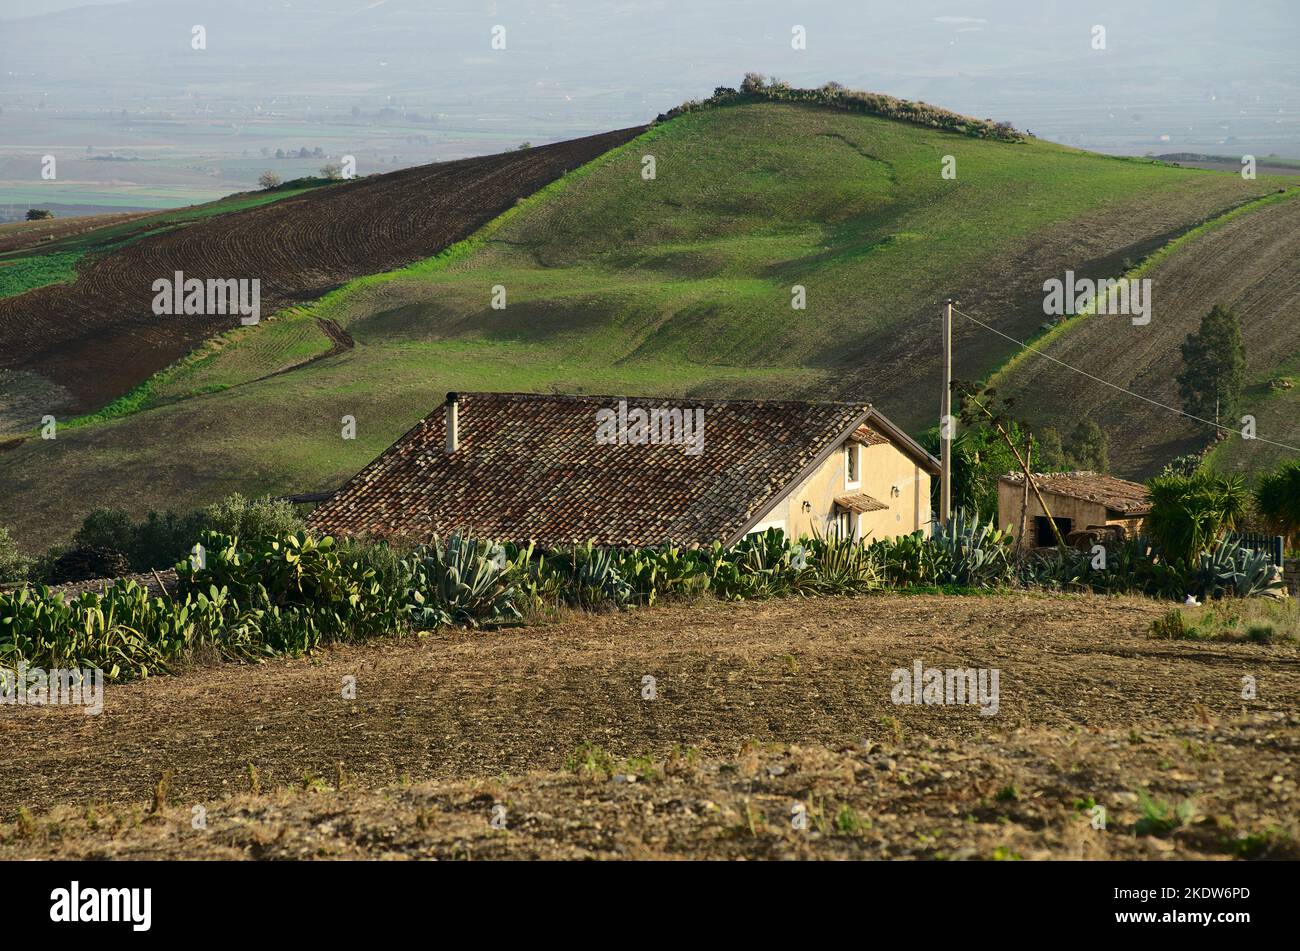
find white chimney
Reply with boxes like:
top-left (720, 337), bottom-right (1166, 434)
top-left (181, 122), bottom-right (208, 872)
top-left (445, 392), bottom-right (459, 454)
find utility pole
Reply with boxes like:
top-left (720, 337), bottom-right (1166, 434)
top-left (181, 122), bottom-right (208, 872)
top-left (940, 298), bottom-right (954, 525)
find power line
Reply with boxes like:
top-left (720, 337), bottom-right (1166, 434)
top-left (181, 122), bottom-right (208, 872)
top-left (952, 305), bottom-right (1300, 455)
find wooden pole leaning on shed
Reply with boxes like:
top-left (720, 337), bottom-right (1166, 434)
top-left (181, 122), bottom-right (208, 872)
top-left (1016, 437), bottom-right (1033, 560)
top-left (963, 393), bottom-right (1069, 551)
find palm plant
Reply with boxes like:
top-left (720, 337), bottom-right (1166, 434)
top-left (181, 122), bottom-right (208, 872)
top-left (1145, 471), bottom-right (1247, 564)
top-left (1255, 459), bottom-right (1300, 550)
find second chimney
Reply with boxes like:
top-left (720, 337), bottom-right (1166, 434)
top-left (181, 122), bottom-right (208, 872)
top-left (445, 392), bottom-right (459, 455)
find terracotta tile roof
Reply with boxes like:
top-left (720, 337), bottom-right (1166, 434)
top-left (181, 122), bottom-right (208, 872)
top-left (308, 392), bottom-right (931, 548)
top-left (999, 471), bottom-right (1151, 515)
top-left (834, 493), bottom-right (889, 514)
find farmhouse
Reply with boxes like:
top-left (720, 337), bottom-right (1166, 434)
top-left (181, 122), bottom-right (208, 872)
top-left (307, 392), bottom-right (939, 548)
top-left (998, 471), bottom-right (1151, 548)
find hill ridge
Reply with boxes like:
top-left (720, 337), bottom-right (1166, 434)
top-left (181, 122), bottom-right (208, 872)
top-left (2, 98), bottom-right (1295, 550)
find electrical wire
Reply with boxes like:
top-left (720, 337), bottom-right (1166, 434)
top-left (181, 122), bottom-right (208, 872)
top-left (951, 305), bottom-right (1300, 455)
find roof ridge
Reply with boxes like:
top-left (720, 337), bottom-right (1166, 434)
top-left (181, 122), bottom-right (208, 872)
top-left (446, 391), bottom-right (873, 409)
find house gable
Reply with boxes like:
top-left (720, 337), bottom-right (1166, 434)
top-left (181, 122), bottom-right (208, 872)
top-left (735, 417), bottom-right (938, 544)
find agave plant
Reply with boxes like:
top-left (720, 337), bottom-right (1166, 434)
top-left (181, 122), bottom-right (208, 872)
top-left (931, 508), bottom-right (1013, 587)
top-left (561, 542), bottom-right (635, 610)
top-left (1195, 537), bottom-right (1286, 600)
top-left (1017, 548), bottom-right (1090, 592)
top-left (709, 528), bottom-right (809, 600)
top-left (406, 533), bottom-right (521, 627)
top-left (802, 531), bottom-right (879, 594)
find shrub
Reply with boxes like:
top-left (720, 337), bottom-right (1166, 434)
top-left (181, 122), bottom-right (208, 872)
top-left (257, 170), bottom-right (281, 189)
top-left (1145, 471), bottom-right (1247, 564)
top-left (657, 75), bottom-right (1025, 142)
top-left (130, 509), bottom-right (207, 570)
top-left (1150, 609), bottom-right (1195, 640)
top-left (1134, 789), bottom-right (1196, 837)
top-left (49, 546), bottom-right (132, 584)
top-left (72, 509), bottom-right (136, 556)
top-left (0, 526), bottom-right (30, 584)
top-left (199, 493), bottom-right (305, 549)
top-left (1255, 459), bottom-right (1300, 548)
top-left (70, 495), bottom-right (298, 576)
top-left (1150, 599), bottom-right (1297, 642)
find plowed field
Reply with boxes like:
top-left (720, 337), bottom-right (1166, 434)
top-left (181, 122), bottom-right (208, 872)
top-left (2, 593), bottom-right (1296, 860)
top-left (0, 127), bottom-right (643, 415)
top-left (0, 212), bottom-right (152, 255)
top-left (994, 192), bottom-right (1300, 475)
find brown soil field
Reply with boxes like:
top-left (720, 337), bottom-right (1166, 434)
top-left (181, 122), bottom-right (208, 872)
top-left (995, 192), bottom-right (1300, 476)
top-left (6, 716), bottom-right (1293, 860)
top-left (3, 593), bottom-right (1296, 859)
top-left (831, 181), bottom-right (1287, 434)
top-left (0, 127), bottom-right (643, 416)
top-left (0, 211), bottom-right (153, 255)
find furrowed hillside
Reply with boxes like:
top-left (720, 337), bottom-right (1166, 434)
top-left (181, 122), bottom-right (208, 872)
top-left (1, 98), bottom-right (1293, 550)
top-left (0, 126), bottom-right (644, 425)
top-left (991, 191), bottom-right (1300, 477)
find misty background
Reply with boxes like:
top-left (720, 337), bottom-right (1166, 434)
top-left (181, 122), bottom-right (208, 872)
top-left (1, 0), bottom-right (1297, 217)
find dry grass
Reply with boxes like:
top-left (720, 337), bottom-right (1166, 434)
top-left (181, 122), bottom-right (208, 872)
top-left (4, 715), bottom-right (1295, 860)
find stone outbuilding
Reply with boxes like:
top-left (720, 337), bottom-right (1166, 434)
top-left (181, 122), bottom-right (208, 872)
top-left (997, 471), bottom-right (1151, 548)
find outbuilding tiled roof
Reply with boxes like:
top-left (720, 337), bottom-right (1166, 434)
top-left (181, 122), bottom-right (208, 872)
top-left (308, 392), bottom-right (935, 548)
top-left (999, 471), bottom-right (1151, 515)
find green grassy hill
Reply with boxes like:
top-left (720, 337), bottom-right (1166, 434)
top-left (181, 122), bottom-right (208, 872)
top-left (1, 99), bottom-right (1292, 551)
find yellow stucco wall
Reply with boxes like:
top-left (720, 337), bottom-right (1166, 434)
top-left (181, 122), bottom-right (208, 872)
top-left (749, 437), bottom-right (933, 541)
